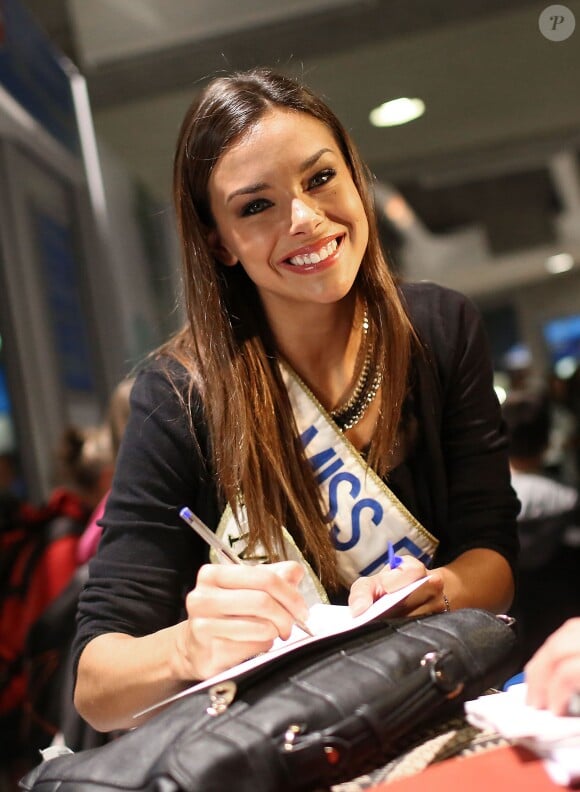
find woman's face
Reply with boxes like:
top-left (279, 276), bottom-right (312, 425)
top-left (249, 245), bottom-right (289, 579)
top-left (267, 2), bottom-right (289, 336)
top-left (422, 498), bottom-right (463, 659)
top-left (208, 109), bottom-right (369, 317)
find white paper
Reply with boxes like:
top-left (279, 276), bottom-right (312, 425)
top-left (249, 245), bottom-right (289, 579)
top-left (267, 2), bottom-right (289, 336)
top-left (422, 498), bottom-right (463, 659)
top-left (464, 683), bottom-right (580, 786)
top-left (136, 576), bottom-right (427, 717)
top-left (465, 683), bottom-right (580, 744)
top-left (544, 746), bottom-right (580, 786)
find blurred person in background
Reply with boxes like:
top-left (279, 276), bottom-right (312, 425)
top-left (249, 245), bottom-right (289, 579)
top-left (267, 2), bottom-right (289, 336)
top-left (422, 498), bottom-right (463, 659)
top-left (544, 371), bottom-right (579, 487)
top-left (52, 378), bottom-right (136, 755)
top-left (0, 452), bottom-right (25, 537)
top-left (0, 452), bottom-right (21, 499)
top-left (568, 367), bottom-right (580, 482)
top-left (503, 389), bottom-right (580, 663)
top-left (0, 423), bottom-right (115, 788)
top-left (77, 377), bottom-right (135, 565)
top-left (503, 390), bottom-right (578, 528)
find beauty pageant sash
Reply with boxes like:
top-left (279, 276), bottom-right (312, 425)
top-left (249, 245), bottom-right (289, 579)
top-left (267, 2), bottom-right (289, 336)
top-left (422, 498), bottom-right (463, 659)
top-left (212, 362), bottom-right (438, 604)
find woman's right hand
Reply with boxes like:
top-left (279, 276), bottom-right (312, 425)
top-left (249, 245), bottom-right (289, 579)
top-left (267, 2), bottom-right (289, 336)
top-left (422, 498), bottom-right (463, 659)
top-left (173, 560), bottom-right (309, 681)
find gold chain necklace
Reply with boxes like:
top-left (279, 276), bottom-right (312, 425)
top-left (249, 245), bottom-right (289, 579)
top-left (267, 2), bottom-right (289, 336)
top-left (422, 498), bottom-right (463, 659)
top-left (330, 307), bottom-right (382, 431)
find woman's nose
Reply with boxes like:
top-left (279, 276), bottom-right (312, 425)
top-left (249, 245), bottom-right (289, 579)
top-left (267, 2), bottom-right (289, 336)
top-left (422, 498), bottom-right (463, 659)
top-left (289, 197), bottom-right (322, 234)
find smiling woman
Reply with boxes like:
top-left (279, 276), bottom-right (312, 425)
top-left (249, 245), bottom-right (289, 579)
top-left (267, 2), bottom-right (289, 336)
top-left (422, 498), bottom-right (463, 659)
top-left (208, 109), bottom-right (368, 314)
top-left (71, 68), bottom-right (519, 734)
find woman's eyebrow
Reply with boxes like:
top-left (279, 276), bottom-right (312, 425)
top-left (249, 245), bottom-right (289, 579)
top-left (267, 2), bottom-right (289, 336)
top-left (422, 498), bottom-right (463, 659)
top-left (299, 147), bottom-right (333, 173)
top-left (226, 148), bottom-right (334, 204)
top-left (227, 181), bottom-right (269, 203)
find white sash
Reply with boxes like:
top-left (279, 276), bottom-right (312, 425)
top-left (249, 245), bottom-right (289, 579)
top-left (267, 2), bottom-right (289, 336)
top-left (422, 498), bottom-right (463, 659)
top-left (212, 361), bottom-right (438, 605)
top-left (214, 503), bottom-right (330, 606)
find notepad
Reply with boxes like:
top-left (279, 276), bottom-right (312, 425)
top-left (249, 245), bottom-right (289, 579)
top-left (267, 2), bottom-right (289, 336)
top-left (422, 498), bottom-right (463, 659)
top-left (136, 576), bottom-right (427, 717)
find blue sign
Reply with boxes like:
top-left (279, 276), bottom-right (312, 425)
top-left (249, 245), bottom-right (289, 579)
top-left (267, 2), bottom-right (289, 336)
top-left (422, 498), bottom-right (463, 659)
top-left (35, 209), bottom-right (95, 393)
top-left (0, 364), bottom-right (11, 413)
top-left (543, 314), bottom-right (580, 364)
top-left (0, 0), bottom-right (80, 154)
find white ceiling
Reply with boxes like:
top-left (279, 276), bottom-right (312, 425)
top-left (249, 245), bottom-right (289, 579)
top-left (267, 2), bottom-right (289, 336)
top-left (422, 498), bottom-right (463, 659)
top-left (19, 0), bottom-right (580, 297)
top-left (67, 0), bottom-right (356, 66)
top-left (65, 0), bottom-right (580, 199)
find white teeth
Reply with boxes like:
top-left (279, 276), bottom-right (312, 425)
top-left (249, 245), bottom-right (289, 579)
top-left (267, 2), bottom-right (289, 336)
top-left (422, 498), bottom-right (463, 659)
top-left (288, 238), bottom-right (339, 266)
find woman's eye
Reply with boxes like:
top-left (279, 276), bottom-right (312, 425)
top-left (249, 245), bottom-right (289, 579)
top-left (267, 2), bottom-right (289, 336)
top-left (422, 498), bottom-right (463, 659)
top-left (309, 168), bottom-right (336, 189)
top-left (241, 198), bottom-right (272, 217)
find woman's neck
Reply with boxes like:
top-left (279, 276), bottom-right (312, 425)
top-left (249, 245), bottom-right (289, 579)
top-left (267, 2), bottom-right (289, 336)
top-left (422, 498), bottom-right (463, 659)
top-left (265, 294), bottom-right (364, 412)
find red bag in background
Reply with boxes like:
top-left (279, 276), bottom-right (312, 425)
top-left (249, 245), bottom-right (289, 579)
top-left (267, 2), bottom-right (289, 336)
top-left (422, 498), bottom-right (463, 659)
top-left (0, 489), bottom-right (87, 763)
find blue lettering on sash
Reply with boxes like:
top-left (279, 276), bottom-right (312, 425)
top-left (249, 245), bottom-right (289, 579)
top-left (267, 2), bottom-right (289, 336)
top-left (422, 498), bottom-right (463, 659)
top-left (353, 497), bottom-right (383, 538)
top-left (359, 537), bottom-right (433, 576)
top-left (332, 496), bottom-right (382, 551)
top-left (327, 472), bottom-right (360, 520)
top-left (300, 425), bottom-right (318, 448)
top-left (308, 448), bottom-right (336, 472)
top-left (316, 458), bottom-right (344, 485)
top-left (300, 423), bottom-right (430, 567)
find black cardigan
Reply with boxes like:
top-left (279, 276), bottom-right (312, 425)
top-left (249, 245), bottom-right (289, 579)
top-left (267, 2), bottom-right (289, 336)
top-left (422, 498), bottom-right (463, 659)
top-left (72, 282), bottom-right (519, 673)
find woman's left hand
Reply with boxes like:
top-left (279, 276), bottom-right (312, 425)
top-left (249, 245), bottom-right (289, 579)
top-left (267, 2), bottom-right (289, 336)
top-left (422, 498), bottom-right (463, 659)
top-left (348, 556), bottom-right (446, 617)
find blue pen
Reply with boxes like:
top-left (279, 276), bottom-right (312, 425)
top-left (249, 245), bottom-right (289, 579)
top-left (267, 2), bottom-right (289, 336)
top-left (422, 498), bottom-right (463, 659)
top-left (388, 541), bottom-right (403, 570)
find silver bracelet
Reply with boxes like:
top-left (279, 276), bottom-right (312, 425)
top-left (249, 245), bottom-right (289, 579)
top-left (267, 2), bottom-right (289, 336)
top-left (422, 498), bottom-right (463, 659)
top-left (442, 592), bottom-right (451, 612)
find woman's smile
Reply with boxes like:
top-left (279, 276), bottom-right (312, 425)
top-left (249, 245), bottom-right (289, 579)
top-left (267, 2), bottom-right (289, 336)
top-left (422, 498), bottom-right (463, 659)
top-left (281, 234), bottom-right (344, 272)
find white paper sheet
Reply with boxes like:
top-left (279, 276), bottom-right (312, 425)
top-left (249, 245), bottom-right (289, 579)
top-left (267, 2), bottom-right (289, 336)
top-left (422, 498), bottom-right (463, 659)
top-left (136, 576), bottom-right (427, 717)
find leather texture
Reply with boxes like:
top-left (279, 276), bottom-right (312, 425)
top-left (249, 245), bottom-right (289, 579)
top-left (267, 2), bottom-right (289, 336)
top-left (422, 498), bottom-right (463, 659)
top-left (20, 609), bottom-right (519, 792)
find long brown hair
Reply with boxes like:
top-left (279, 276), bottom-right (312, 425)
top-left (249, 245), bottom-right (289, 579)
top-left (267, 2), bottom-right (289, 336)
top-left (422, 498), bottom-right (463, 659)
top-left (165, 68), bottom-right (416, 590)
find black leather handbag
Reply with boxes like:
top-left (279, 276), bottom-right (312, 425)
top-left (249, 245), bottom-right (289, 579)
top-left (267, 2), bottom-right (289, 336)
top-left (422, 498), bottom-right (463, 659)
top-left (20, 609), bottom-right (519, 792)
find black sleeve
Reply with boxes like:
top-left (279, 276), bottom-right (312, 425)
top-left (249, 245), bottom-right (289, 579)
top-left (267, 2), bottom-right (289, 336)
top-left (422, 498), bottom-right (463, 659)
top-left (72, 360), bottom-right (220, 676)
top-left (403, 282), bottom-right (520, 572)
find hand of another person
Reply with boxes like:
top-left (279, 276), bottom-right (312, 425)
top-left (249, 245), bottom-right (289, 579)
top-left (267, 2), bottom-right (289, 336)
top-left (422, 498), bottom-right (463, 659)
top-left (173, 560), bottom-right (309, 681)
top-left (348, 556), bottom-right (446, 617)
top-left (525, 618), bottom-right (580, 716)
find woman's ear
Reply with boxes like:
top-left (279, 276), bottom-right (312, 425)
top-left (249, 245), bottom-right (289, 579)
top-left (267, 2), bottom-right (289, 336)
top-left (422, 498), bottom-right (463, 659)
top-left (207, 228), bottom-right (238, 267)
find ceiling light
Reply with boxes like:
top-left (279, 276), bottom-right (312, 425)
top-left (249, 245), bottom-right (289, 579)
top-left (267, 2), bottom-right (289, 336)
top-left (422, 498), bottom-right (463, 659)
top-left (493, 372), bottom-right (509, 405)
top-left (554, 356), bottom-right (578, 379)
top-left (544, 252), bottom-right (574, 274)
top-left (369, 97), bottom-right (425, 128)
top-left (494, 385), bottom-right (507, 405)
